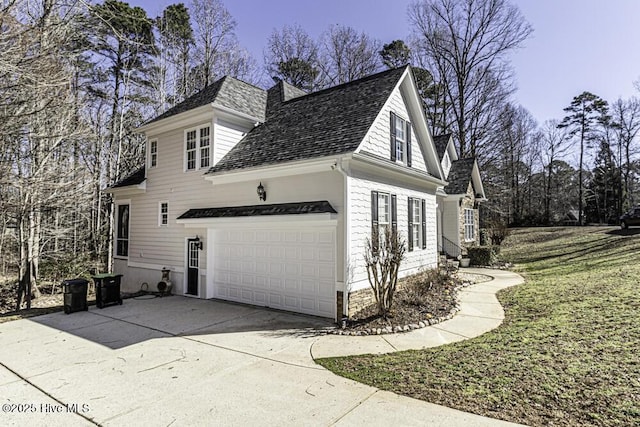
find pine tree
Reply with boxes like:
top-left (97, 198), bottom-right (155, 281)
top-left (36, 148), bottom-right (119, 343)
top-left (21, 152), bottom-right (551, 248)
top-left (559, 92), bottom-right (608, 225)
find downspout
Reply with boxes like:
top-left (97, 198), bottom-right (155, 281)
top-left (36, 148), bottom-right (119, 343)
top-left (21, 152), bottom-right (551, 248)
top-left (334, 158), bottom-right (350, 320)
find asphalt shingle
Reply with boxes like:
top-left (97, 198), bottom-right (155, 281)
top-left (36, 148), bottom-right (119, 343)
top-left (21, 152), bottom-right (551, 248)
top-left (444, 158), bottom-right (475, 195)
top-left (144, 76), bottom-right (266, 125)
top-left (433, 133), bottom-right (452, 161)
top-left (207, 67), bottom-right (407, 174)
top-left (177, 201), bottom-right (337, 219)
top-left (110, 167), bottom-right (145, 188)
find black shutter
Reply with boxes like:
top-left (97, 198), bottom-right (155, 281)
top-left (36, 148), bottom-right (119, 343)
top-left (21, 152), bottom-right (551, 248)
top-left (408, 197), bottom-right (414, 252)
top-left (371, 191), bottom-right (379, 237)
top-left (371, 191), bottom-right (379, 253)
top-left (421, 198), bottom-right (427, 249)
top-left (391, 194), bottom-right (397, 234)
top-left (390, 112), bottom-right (397, 162)
top-left (406, 122), bottom-right (412, 167)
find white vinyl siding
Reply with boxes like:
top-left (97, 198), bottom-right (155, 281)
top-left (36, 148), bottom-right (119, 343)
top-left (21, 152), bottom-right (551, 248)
top-left (350, 177), bottom-right (438, 293)
top-left (214, 119), bottom-right (247, 164)
top-left (442, 151), bottom-right (451, 178)
top-left (357, 86), bottom-right (428, 173)
top-left (464, 209), bottom-right (475, 241)
top-left (112, 165), bottom-right (345, 296)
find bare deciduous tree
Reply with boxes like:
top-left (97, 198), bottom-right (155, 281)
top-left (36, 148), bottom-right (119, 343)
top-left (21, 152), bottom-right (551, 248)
top-left (610, 97), bottom-right (640, 209)
top-left (191, 0), bottom-right (245, 91)
top-left (364, 227), bottom-right (406, 319)
top-left (540, 120), bottom-right (570, 223)
top-left (409, 0), bottom-right (532, 158)
top-left (318, 24), bottom-right (381, 87)
top-left (264, 24), bottom-right (319, 90)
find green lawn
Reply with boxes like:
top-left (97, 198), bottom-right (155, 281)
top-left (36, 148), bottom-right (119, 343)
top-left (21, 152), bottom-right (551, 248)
top-left (317, 227), bottom-right (640, 426)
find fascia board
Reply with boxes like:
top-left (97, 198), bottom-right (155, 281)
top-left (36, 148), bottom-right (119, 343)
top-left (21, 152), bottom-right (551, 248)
top-left (350, 152), bottom-right (446, 190)
top-left (177, 213), bottom-right (338, 228)
top-left (204, 156), bottom-right (341, 185)
top-left (136, 106), bottom-right (213, 136)
top-left (104, 181), bottom-right (146, 195)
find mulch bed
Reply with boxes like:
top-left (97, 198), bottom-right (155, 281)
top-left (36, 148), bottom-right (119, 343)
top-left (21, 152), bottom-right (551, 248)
top-left (334, 270), bottom-right (490, 335)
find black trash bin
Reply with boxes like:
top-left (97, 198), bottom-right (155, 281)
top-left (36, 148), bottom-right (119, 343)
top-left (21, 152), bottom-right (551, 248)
top-left (63, 279), bottom-right (89, 314)
top-left (93, 274), bottom-right (123, 308)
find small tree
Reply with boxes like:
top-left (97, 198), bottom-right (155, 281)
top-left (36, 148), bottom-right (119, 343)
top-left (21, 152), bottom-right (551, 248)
top-left (364, 227), bottom-right (406, 318)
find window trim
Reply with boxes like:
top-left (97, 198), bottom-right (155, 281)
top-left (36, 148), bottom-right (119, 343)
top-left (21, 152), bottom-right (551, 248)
top-left (184, 124), bottom-right (212, 172)
top-left (158, 201), bottom-right (169, 226)
top-left (464, 208), bottom-right (475, 242)
top-left (408, 197), bottom-right (426, 251)
top-left (371, 191), bottom-right (397, 245)
top-left (149, 139), bottom-right (158, 168)
top-left (390, 112), bottom-right (412, 167)
top-left (115, 200), bottom-right (130, 259)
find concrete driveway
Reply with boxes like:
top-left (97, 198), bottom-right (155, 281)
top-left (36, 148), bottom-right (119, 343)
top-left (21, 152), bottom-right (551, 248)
top-left (0, 296), bottom-right (520, 426)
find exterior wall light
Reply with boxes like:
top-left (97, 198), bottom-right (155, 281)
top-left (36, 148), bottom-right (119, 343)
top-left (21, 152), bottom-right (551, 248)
top-left (193, 235), bottom-right (203, 250)
top-left (257, 182), bottom-right (267, 201)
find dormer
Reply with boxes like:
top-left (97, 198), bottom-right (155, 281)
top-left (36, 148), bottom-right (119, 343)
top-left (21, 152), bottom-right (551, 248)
top-left (433, 133), bottom-right (458, 179)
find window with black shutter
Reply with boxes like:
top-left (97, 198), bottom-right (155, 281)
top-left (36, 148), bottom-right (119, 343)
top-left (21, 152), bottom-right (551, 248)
top-left (408, 197), bottom-right (414, 251)
top-left (408, 197), bottom-right (426, 251)
top-left (372, 191), bottom-right (396, 241)
top-left (421, 198), bottom-right (427, 249)
top-left (390, 112), bottom-right (412, 167)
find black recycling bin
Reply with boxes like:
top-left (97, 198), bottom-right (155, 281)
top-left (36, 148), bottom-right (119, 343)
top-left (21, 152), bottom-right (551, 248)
top-left (93, 274), bottom-right (123, 309)
top-left (63, 279), bottom-right (89, 314)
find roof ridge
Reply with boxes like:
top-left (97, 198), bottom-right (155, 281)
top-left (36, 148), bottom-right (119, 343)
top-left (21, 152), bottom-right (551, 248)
top-left (282, 66), bottom-right (407, 105)
top-left (220, 74), bottom-right (267, 93)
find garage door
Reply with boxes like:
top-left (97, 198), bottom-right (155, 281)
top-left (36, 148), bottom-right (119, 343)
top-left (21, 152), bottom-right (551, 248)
top-left (211, 227), bottom-right (336, 318)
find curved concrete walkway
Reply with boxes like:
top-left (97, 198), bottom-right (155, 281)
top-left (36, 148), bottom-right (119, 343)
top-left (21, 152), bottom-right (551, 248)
top-left (311, 268), bottom-right (525, 359)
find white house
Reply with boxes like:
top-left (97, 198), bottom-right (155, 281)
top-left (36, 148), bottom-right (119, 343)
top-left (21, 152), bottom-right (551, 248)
top-left (433, 134), bottom-right (487, 258)
top-left (107, 66), bottom-right (448, 320)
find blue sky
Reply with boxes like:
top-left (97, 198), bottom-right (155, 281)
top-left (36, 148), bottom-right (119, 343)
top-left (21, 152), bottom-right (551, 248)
top-left (129, 0), bottom-right (640, 127)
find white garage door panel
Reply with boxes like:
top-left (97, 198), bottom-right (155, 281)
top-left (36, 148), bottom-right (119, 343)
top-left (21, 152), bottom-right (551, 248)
top-left (212, 227), bottom-right (336, 318)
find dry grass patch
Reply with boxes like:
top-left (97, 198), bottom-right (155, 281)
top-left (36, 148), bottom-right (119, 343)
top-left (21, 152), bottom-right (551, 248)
top-left (318, 227), bottom-right (640, 426)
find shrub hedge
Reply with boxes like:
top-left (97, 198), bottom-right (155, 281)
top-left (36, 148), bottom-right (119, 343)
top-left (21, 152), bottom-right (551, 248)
top-left (466, 246), bottom-right (500, 266)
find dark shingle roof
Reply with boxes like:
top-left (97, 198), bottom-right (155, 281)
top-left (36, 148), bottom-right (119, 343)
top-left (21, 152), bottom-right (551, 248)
top-left (433, 133), bottom-right (452, 160)
top-left (110, 167), bottom-right (145, 188)
top-left (144, 76), bottom-right (266, 125)
top-left (207, 67), bottom-right (407, 174)
top-left (177, 201), bottom-right (337, 219)
top-left (444, 158), bottom-right (475, 195)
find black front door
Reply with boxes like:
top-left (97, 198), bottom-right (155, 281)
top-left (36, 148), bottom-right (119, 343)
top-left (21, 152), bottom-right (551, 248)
top-left (187, 239), bottom-right (199, 295)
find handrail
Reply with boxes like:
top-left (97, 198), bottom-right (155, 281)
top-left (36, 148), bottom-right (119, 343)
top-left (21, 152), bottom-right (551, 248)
top-left (439, 235), bottom-right (463, 259)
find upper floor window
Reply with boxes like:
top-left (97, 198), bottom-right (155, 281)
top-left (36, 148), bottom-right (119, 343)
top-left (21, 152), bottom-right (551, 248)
top-left (116, 203), bottom-right (130, 258)
top-left (149, 140), bottom-right (157, 168)
top-left (185, 125), bottom-right (211, 171)
top-left (159, 202), bottom-right (168, 226)
top-left (464, 208), bottom-right (475, 242)
top-left (390, 112), bottom-right (412, 167)
top-left (200, 127), bottom-right (210, 168)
